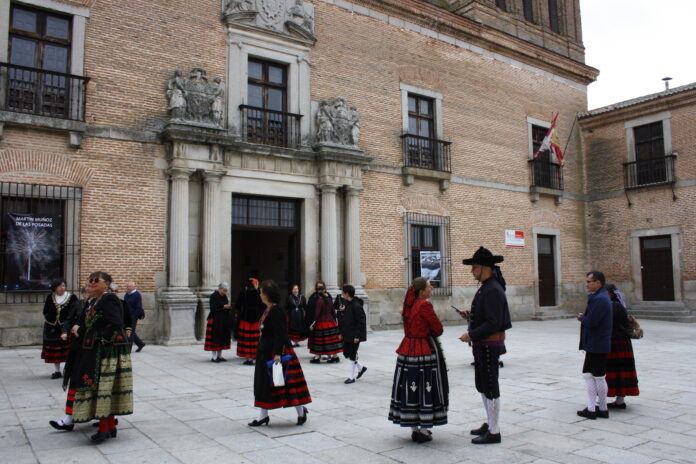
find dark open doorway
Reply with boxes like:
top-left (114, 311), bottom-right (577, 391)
top-left (640, 235), bottom-right (674, 301)
top-left (231, 195), bottom-right (301, 297)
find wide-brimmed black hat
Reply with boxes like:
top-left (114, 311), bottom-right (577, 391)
top-left (462, 246), bottom-right (504, 267)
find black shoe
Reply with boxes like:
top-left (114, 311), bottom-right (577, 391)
top-left (211, 358), bottom-right (220, 363)
top-left (470, 422), bottom-right (489, 436)
top-left (248, 417), bottom-right (270, 427)
top-left (472, 431), bottom-right (501, 444)
top-left (243, 359), bottom-right (254, 365)
top-left (344, 378), bottom-right (355, 384)
top-left (328, 357), bottom-right (340, 363)
top-left (310, 358), bottom-right (320, 364)
top-left (110, 429), bottom-right (117, 438)
top-left (297, 407), bottom-right (308, 425)
top-left (51, 372), bottom-right (62, 379)
top-left (218, 357), bottom-right (228, 362)
top-left (49, 420), bottom-right (74, 431)
top-left (607, 401), bottom-right (626, 409)
top-left (498, 361), bottom-right (504, 368)
top-left (414, 430), bottom-right (433, 443)
top-left (470, 361), bottom-right (476, 366)
top-left (596, 409), bottom-right (609, 419)
top-left (90, 431), bottom-right (111, 443)
top-left (357, 366), bottom-right (367, 379)
top-left (135, 344), bottom-right (145, 352)
top-left (577, 408), bottom-right (597, 420)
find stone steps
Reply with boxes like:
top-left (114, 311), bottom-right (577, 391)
top-left (629, 303), bottom-right (696, 323)
top-left (532, 310), bottom-right (576, 321)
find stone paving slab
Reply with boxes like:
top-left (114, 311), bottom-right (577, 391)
top-left (1, 319), bottom-right (695, 463)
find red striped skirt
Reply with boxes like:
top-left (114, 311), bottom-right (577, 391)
top-left (204, 317), bottom-right (230, 351)
top-left (606, 339), bottom-right (640, 397)
top-left (237, 320), bottom-right (260, 359)
top-left (41, 340), bottom-right (71, 363)
top-left (254, 346), bottom-right (312, 410)
top-left (308, 320), bottom-right (343, 355)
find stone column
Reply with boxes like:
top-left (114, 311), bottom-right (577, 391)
top-left (344, 186), bottom-right (362, 289)
top-left (320, 184), bottom-right (339, 293)
top-left (159, 166), bottom-right (198, 345)
top-left (201, 171), bottom-right (223, 290)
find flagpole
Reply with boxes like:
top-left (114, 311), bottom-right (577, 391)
top-left (562, 113), bottom-right (578, 159)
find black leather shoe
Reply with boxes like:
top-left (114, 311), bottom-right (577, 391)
top-left (328, 357), bottom-right (340, 363)
top-left (90, 431), bottom-right (111, 443)
top-left (309, 358), bottom-right (320, 364)
top-left (344, 378), bottom-right (355, 384)
top-left (51, 372), bottom-right (62, 379)
top-left (297, 407), bottom-right (308, 425)
top-left (357, 367), bottom-right (367, 379)
top-left (110, 428), bottom-right (117, 438)
top-left (472, 431), bottom-right (501, 444)
top-left (415, 430), bottom-right (433, 443)
top-left (248, 417), bottom-right (270, 427)
top-left (596, 409), bottom-right (609, 419)
top-left (607, 401), bottom-right (626, 409)
top-left (470, 422), bottom-right (489, 436)
top-left (49, 420), bottom-right (74, 431)
top-left (218, 357), bottom-right (228, 362)
top-left (135, 344), bottom-right (145, 352)
top-left (243, 359), bottom-right (254, 365)
top-left (577, 408), bottom-right (597, 420)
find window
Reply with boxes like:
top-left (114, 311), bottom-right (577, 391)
top-left (232, 195), bottom-right (298, 230)
top-left (523, 0), bottom-right (534, 22)
top-left (496, 0), bottom-right (507, 11)
top-left (403, 92), bottom-right (450, 172)
top-left (626, 121), bottom-right (670, 186)
top-left (548, 0), bottom-right (560, 33)
top-left (634, 121), bottom-right (664, 161)
top-left (406, 213), bottom-right (451, 296)
top-left (0, 182), bottom-right (81, 304)
top-left (529, 122), bottom-right (563, 190)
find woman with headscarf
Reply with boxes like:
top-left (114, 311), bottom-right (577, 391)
top-left (605, 284), bottom-right (639, 409)
top-left (388, 277), bottom-right (448, 443)
top-left (307, 283), bottom-right (343, 363)
top-left (205, 282), bottom-right (234, 362)
top-left (49, 271), bottom-right (133, 443)
top-left (285, 284), bottom-right (308, 347)
top-left (41, 278), bottom-right (80, 379)
top-left (236, 278), bottom-right (264, 365)
top-left (249, 280), bottom-right (311, 427)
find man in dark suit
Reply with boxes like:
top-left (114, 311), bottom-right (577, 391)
top-left (124, 282), bottom-right (146, 352)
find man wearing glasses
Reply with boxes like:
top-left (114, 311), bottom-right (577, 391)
top-left (577, 270), bottom-right (613, 420)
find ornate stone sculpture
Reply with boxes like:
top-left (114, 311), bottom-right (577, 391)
top-left (166, 68), bottom-right (225, 127)
top-left (223, 0), bottom-right (315, 42)
top-left (316, 98), bottom-right (361, 147)
top-left (223, 0), bottom-right (257, 21)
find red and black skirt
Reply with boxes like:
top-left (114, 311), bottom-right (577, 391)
top-left (308, 320), bottom-right (343, 355)
top-left (253, 346), bottom-right (312, 410)
top-left (606, 339), bottom-right (639, 397)
top-left (41, 323), bottom-right (70, 363)
top-left (237, 320), bottom-right (260, 359)
top-left (204, 317), bottom-right (231, 351)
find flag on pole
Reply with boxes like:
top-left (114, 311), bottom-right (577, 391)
top-left (534, 113), bottom-right (564, 166)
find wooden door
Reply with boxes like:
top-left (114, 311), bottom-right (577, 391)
top-left (640, 235), bottom-right (674, 301)
top-left (537, 235), bottom-right (556, 306)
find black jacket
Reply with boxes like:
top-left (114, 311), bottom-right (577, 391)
top-left (468, 277), bottom-right (512, 342)
top-left (611, 300), bottom-right (630, 340)
top-left (236, 288), bottom-right (264, 323)
top-left (339, 298), bottom-right (367, 342)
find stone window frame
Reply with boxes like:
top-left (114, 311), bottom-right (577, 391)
top-left (629, 226), bottom-right (682, 303)
top-left (399, 83), bottom-right (443, 140)
top-left (403, 212), bottom-right (452, 296)
top-left (531, 227), bottom-right (562, 309)
top-left (624, 111), bottom-right (673, 162)
top-left (526, 116), bottom-right (551, 160)
top-left (226, 29), bottom-right (312, 145)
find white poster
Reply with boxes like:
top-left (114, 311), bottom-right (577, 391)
top-left (505, 230), bottom-right (525, 247)
top-left (420, 250), bottom-right (441, 285)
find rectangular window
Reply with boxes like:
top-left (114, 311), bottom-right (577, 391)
top-left (0, 182), bottom-right (81, 304)
top-left (406, 213), bottom-right (451, 296)
top-left (232, 195), bottom-right (298, 230)
top-left (548, 0), bottom-right (560, 33)
top-left (496, 0), bottom-right (507, 11)
top-left (523, 0), bottom-right (534, 22)
top-left (634, 121), bottom-right (664, 160)
top-left (403, 93), bottom-right (450, 171)
top-left (628, 121), bottom-right (668, 186)
top-left (530, 124), bottom-right (563, 189)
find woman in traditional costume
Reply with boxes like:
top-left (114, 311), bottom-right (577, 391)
top-left (388, 277), bottom-right (448, 443)
top-left (249, 280), bottom-right (311, 427)
top-left (285, 284), bottom-right (308, 347)
top-left (307, 284), bottom-right (343, 363)
top-left (49, 271), bottom-right (133, 443)
top-left (605, 284), bottom-right (640, 409)
top-left (41, 278), bottom-right (80, 378)
top-left (204, 282), bottom-right (233, 362)
top-left (235, 278), bottom-right (264, 365)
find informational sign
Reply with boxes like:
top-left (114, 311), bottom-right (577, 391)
top-left (505, 230), bottom-right (525, 248)
top-left (420, 250), bottom-right (442, 285)
top-left (3, 213), bottom-right (61, 290)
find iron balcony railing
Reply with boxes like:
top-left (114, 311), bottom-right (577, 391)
top-left (623, 155), bottom-right (676, 189)
top-left (529, 158), bottom-right (564, 190)
top-left (0, 62), bottom-right (89, 121)
top-left (240, 105), bottom-right (302, 149)
top-left (401, 134), bottom-right (452, 172)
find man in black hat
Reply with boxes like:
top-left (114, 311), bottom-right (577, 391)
top-left (459, 247), bottom-right (512, 445)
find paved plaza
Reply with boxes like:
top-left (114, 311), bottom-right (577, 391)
top-left (1, 319), bottom-right (696, 464)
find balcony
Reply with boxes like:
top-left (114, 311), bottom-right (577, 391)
top-left (623, 155), bottom-right (676, 189)
top-left (402, 134), bottom-right (451, 172)
top-left (240, 105), bottom-right (302, 149)
top-left (528, 158), bottom-right (564, 204)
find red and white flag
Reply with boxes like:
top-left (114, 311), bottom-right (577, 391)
top-left (534, 113), bottom-right (564, 166)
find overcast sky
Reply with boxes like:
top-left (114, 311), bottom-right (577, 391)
top-left (580, 0), bottom-right (696, 110)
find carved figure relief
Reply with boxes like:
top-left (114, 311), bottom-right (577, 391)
top-left (166, 68), bottom-right (225, 127)
top-left (316, 97), bottom-right (361, 147)
top-left (223, 0), bottom-right (315, 42)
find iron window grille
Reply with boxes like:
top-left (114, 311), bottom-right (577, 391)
top-left (623, 154), bottom-right (676, 189)
top-left (0, 182), bottom-right (81, 304)
top-left (404, 212), bottom-right (452, 296)
top-left (232, 195), bottom-right (299, 230)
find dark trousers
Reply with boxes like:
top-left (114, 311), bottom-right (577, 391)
top-left (130, 319), bottom-right (145, 349)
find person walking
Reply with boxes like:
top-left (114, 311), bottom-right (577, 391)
top-left (605, 284), bottom-right (639, 409)
top-left (577, 270), bottom-right (613, 420)
top-left (338, 284), bottom-right (367, 384)
top-left (285, 284), bottom-right (308, 347)
top-left (49, 271), bottom-right (133, 443)
top-left (460, 247), bottom-right (512, 445)
top-left (308, 284), bottom-right (343, 363)
top-left (249, 280), bottom-right (311, 427)
top-left (124, 282), bottom-right (146, 352)
top-left (389, 277), bottom-right (448, 443)
top-left (236, 278), bottom-right (264, 365)
top-left (205, 283), bottom-right (234, 362)
top-left (41, 279), bottom-right (80, 379)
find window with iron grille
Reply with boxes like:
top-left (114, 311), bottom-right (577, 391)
top-left (405, 213), bottom-right (451, 296)
top-left (628, 121), bottom-right (669, 186)
top-left (0, 182), bottom-right (81, 304)
top-left (530, 123), bottom-right (563, 190)
top-left (232, 195), bottom-right (298, 230)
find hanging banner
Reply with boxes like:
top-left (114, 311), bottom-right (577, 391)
top-left (420, 250), bottom-right (442, 285)
top-left (505, 230), bottom-right (525, 247)
top-left (4, 213), bottom-right (61, 290)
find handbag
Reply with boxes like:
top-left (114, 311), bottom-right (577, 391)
top-left (627, 315), bottom-right (643, 339)
top-left (266, 355), bottom-right (294, 387)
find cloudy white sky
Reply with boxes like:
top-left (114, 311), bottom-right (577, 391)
top-left (580, 0), bottom-right (696, 110)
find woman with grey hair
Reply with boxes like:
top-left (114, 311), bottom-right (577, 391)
top-left (205, 282), bottom-right (234, 362)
